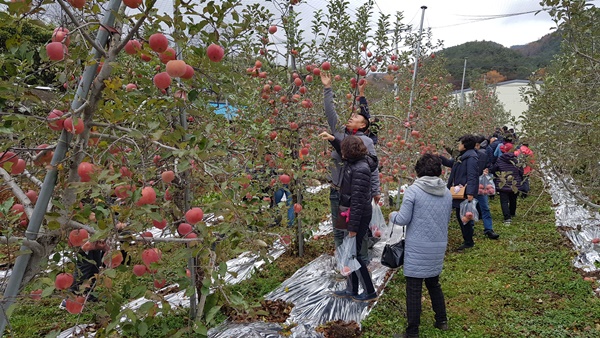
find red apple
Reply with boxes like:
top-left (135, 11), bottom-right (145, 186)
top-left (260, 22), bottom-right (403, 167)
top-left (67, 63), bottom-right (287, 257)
top-left (137, 187), bottom-right (157, 206)
top-left (124, 40), bottom-right (141, 55)
top-left (152, 218), bottom-right (167, 229)
top-left (181, 65), bottom-right (195, 80)
top-left (125, 83), bottom-right (137, 92)
top-left (153, 72), bottom-right (171, 90)
top-left (206, 43), bottom-right (224, 62)
top-left (342, 266), bottom-right (351, 275)
top-left (123, 0), bottom-right (142, 8)
top-left (65, 296), bottom-right (85, 314)
top-left (46, 42), bottom-right (67, 61)
top-left (52, 27), bottom-right (70, 46)
top-left (161, 170), bottom-right (175, 183)
top-left (158, 47), bottom-right (176, 64)
top-left (294, 203), bottom-right (302, 213)
top-left (47, 109), bottom-right (64, 131)
top-left (55, 273), bottom-right (74, 290)
top-left (77, 162), bottom-right (95, 182)
top-left (30, 289), bottom-right (43, 300)
top-left (63, 117), bottom-right (84, 134)
top-left (25, 190), bottom-right (38, 204)
top-left (68, 0), bottom-right (85, 9)
top-left (68, 229), bottom-right (89, 247)
top-left (11, 159), bottom-right (25, 175)
top-left (133, 264), bottom-right (147, 276)
top-left (592, 238), bottom-right (600, 244)
top-left (279, 174), bottom-right (291, 185)
top-left (149, 33), bottom-right (169, 53)
top-left (321, 61), bottom-right (331, 70)
top-left (153, 279), bottom-right (166, 288)
top-left (177, 223), bottom-right (193, 236)
top-left (166, 60), bottom-right (187, 78)
top-left (268, 25), bottom-right (277, 34)
top-left (185, 207), bottom-right (204, 224)
top-left (104, 251), bottom-right (124, 268)
top-left (142, 248), bottom-right (162, 266)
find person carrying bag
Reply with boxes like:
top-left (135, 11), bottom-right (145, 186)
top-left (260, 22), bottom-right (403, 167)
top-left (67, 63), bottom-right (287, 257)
top-left (389, 154), bottom-right (453, 338)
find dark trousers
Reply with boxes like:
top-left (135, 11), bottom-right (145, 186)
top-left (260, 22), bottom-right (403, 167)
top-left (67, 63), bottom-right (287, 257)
top-left (348, 226), bottom-right (375, 295)
top-left (406, 275), bottom-right (447, 335)
top-left (455, 208), bottom-right (474, 246)
top-left (499, 191), bottom-right (518, 220)
top-left (70, 249), bottom-right (103, 297)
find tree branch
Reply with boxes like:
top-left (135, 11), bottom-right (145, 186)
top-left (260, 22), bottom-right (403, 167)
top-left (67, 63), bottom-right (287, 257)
top-left (0, 168), bottom-right (34, 219)
top-left (55, 0), bottom-right (108, 58)
top-left (552, 166), bottom-right (600, 210)
top-left (89, 122), bottom-right (179, 151)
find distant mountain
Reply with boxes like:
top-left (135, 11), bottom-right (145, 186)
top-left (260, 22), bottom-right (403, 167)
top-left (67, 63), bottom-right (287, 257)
top-left (440, 31), bottom-right (561, 89)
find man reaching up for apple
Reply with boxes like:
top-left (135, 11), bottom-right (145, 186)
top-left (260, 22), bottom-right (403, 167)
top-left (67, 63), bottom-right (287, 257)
top-left (320, 71), bottom-right (381, 250)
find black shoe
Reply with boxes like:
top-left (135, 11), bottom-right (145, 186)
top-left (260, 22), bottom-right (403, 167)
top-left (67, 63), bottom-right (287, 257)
top-left (456, 243), bottom-right (474, 252)
top-left (352, 291), bottom-right (378, 302)
top-left (434, 321), bottom-right (449, 331)
top-left (484, 230), bottom-right (500, 240)
top-left (332, 290), bottom-right (357, 298)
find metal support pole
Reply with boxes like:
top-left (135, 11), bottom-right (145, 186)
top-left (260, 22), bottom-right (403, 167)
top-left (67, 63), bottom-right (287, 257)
top-left (0, 1), bottom-right (123, 335)
top-left (404, 5), bottom-right (427, 140)
top-left (460, 57), bottom-right (468, 108)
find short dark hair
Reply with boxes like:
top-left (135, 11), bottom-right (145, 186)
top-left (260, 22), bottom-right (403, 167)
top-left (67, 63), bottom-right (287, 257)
top-left (473, 134), bottom-right (486, 145)
top-left (341, 135), bottom-right (368, 160)
top-left (415, 153), bottom-right (442, 177)
top-left (459, 134), bottom-right (477, 150)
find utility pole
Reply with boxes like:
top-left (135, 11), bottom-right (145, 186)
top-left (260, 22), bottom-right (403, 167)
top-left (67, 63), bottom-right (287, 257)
top-left (405, 5), bottom-right (427, 141)
top-left (460, 57), bottom-right (468, 108)
top-left (0, 1), bottom-right (123, 335)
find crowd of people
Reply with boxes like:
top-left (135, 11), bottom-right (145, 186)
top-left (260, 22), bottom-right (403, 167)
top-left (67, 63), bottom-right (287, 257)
top-left (317, 71), bottom-right (534, 337)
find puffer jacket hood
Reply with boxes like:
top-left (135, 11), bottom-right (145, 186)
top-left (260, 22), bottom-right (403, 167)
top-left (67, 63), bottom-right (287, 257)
top-left (412, 176), bottom-right (448, 196)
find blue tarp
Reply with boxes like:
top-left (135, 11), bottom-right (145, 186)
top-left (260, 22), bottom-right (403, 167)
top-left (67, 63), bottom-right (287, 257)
top-left (209, 101), bottom-right (239, 120)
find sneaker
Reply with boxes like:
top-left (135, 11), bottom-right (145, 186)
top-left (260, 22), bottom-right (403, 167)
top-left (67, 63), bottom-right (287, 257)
top-left (484, 230), bottom-right (500, 240)
top-left (456, 243), bottom-right (474, 252)
top-left (434, 321), bottom-right (449, 331)
top-left (331, 290), bottom-right (358, 298)
top-left (352, 291), bottom-right (378, 302)
top-left (59, 299), bottom-right (67, 310)
top-left (503, 219), bottom-right (512, 225)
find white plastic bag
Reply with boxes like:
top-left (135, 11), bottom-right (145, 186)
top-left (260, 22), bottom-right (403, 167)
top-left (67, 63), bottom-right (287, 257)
top-left (335, 235), bottom-right (361, 276)
top-left (459, 199), bottom-right (479, 223)
top-left (369, 201), bottom-right (391, 241)
top-left (478, 174), bottom-right (496, 196)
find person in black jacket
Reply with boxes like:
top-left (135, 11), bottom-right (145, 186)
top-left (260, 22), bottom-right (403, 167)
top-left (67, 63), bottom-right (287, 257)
top-left (474, 135), bottom-right (499, 240)
top-left (324, 135), bottom-right (378, 302)
top-left (440, 134), bottom-right (480, 251)
top-left (490, 142), bottom-right (523, 224)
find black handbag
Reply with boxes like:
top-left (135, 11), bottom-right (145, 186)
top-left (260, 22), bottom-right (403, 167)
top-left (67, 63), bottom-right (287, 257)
top-left (381, 225), bottom-right (405, 269)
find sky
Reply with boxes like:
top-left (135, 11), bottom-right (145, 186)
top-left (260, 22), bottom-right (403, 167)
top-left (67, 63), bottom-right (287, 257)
top-left (371, 0), bottom-right (560, 48)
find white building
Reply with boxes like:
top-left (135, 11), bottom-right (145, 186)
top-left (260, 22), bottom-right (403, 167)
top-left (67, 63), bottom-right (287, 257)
top-left (452, 79), bottom-right (542, 129)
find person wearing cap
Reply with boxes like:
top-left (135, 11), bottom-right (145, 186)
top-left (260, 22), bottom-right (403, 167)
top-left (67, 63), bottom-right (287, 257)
top-left (319, 71), bottom-right (381, 251)
top-left (490, 142), bottom-right (524, 224)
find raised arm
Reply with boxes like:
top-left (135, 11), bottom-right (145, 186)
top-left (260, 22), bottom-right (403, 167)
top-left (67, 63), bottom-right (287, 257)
top-left (321, 72), bottom-right (339, 133)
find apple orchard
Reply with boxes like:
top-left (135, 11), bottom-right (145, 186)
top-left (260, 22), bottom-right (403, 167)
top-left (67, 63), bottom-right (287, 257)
top-left (0, 0), bottom-right (510, 335)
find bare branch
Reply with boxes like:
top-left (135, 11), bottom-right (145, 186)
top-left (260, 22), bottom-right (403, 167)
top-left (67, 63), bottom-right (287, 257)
top-left (563, 119), bottom-right (593, 127)
top-left (22, 170), bottom-right (43, 188)
top-left (89, 122), bottom-right (179, 151)
top-left (112, 0), bottom-right (157, 56)
top-left (0, 168), bottom-right (34, 219)
top-left (56, 0), bottom-right (108, 58)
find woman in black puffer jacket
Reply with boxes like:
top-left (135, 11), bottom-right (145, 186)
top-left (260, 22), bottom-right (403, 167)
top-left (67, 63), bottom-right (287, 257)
top-left (490, 142), bottom-right (523, 224)
top-left (325, 135), bottom-right (378, 302)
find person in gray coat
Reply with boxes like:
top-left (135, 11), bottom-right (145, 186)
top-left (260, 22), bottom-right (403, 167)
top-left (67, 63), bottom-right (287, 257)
top-left (390, 153), bottom-right (452, 338)
top-left (320, 72), bottom-right (381, 257)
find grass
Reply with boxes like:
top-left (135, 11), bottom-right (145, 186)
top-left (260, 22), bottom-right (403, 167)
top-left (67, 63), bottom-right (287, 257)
top-left (362, 178), bottom-right (600, 337)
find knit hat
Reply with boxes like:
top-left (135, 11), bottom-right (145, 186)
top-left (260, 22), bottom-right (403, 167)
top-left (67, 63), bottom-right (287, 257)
top-left (500, 142), bottom-right (513, 153)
